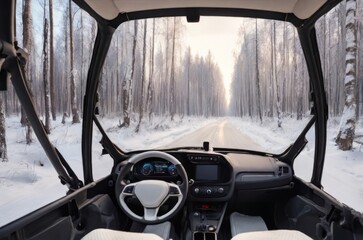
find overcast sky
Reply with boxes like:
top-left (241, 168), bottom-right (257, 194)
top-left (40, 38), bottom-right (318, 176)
top-left (183, 17), bottom-right (242, 104)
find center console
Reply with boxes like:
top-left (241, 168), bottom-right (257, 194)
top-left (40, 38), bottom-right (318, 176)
top-left (188, 202), bottom-right (227, 240)
top-left (185, 153), bottom-right (233, 240)
top-left (187, 154), bottom-right (233, 201)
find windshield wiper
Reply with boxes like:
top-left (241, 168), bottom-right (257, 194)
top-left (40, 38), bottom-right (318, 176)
top-left (212, 147), bottom-right (275, 157)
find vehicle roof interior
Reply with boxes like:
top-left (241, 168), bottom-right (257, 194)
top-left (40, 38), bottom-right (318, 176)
top-left (85, 0), bottom-right (327, 20)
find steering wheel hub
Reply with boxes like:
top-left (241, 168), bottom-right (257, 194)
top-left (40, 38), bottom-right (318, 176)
top-left (134, 180), bottom-right (169, 208)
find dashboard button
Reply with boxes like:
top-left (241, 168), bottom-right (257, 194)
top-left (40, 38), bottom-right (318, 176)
top-left (217, 187), bottom-right (224, 193)
top-left (206, 189), bottom-right (212, 194)
top-left (194, 188), bottom-right (200, 194)
top-left (169, 186), bottom-right (180, 194)
top-left (124, 186), bottom-right (134, 194)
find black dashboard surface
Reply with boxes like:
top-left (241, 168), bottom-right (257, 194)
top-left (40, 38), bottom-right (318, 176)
top-left (121, 150), bottom-right (293, 201)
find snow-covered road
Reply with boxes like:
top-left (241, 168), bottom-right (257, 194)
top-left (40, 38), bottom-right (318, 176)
top-left (163, 119), bottom-right (260, 150)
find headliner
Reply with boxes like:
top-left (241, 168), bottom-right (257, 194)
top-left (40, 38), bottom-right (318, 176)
top-left (84, 0), bottom-right (327, 21)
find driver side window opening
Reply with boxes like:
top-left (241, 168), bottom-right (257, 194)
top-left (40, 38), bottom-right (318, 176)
top-left (316, 2), bottom-right (363, 212)
top-left (0, 1), bottom-right (96, 227)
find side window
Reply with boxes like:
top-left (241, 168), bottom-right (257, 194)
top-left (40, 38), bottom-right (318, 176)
top-left (316, 2), bottom-right (363, 212)
top-left (0, 2), bottom-right (96, 227)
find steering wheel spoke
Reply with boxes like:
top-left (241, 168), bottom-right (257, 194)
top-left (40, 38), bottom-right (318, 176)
top-left (168, 183), bottom-right (182, 197)
top-left (121, 183), bottom-right (136, 196)
top-left (144, 207), bottom-right (160, 221)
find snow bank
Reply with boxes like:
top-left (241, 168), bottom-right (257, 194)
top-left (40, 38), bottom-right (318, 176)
top-left (0, 115), bottom-right (216, 226)
top-left (0, 115), bottom-right (362, 227)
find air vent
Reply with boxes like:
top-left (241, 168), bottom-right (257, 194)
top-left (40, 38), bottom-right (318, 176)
top-left (278, 166), bottom-right (289, 175)
top-left (188, 154), bottom-right (221, 163)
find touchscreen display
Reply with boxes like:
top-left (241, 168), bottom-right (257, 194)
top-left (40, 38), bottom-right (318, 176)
top-left (195, 165), bottom-right (219, 181)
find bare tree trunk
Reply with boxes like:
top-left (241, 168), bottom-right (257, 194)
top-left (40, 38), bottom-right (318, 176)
top-left (170, 18), bottom-right (176, 121)
top-left (269, 21), bottom-right (275, 118)
top-left (187, 47), bottom-right (191, 116)
top-left (147, 18), bottom-right (155, 121)
top-left (42, 14), bottom-right (51, 134)
top-left (120, 21), bottom-right (138, 128)
top-left (255, 19), bottom-right (263, 123)
top-left (80, 11), bottom-right (84, 115)
top-left (22, 0), bottom-right (33, 144)
top-left (163, 19), bottom-right (170, 116)
top-left (357, 0), bottom-right (363, 117)
top-left (49, 0), bottom-right (56, 120)
top-left (0, 92), bottom-right (7, 162)
top-left (69, 0), bottom-right (80, 124)
top-left (62, 7), bottom-right (69, 123)
top-left (136, 20), bottom-right (147, 132)
top-left (275, 21), bottom-right (283, 127)
top-left (336, 0), bottom-right (358, 150)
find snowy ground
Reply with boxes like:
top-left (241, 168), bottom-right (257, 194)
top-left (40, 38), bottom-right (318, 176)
top-left (0, 115), bottom-right (362, 227)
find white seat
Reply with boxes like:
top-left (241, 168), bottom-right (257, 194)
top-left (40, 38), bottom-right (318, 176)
top-left (230, 212), bottom-right (268, 237)
top-left (231, 229), bottom-right (312, 240)
top-left (81, 229), bottom-right (163, 240)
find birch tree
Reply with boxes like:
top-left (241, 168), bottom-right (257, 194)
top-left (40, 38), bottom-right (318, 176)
top-left (255, 19), bottom-right (263, 122)
top-left (170, 18), bottom-right (177, 121)
top-left (336, 0), bottom-right (358, 150)
top-left (49, 0), bottom-right (56, 120)
top-left (146, 19), bottom-right (155, 120)
top-left (0, 92), bottom-right (7, 162)
top-left (120, 21), bottom-right (138, 128)
top-left (62, 6), bottom-right (69, 123)
top-left (135, 20), bottom-right (147, 132)
top-left (186, 47), bottom-right (191, 116)
top-left (42, 9), bottom-right (51, 133)
top-left (22, 0), bottom-right (34, 144)
top-left (275, 21), bottom-right (283, 127)
top-left (69, 0), bottom-right (80, 123)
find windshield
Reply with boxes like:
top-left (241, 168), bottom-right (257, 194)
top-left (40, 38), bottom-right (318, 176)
top-left (97, 16), bottom-right (312, 154)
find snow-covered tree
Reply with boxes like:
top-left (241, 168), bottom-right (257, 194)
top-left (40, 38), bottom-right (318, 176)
top-left (0, 92), bottom-right (7, 162)
top-left (49, 0), bottom-right (56, 121)
top-left (21, 0), bottom-right (34, 144)
top-left (336, 0), bottom-right (358, 150)
top-left (120, 21), bottom-right (138, 128)
top-left (135, 19), bottom-right (147, 132)
top-left (68, 0), bottom-right (80, 123)
top-left (42, 2), bottom-right (51, 133)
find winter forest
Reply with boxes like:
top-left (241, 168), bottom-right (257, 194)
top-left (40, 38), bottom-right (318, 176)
top-left (0, 0), bottom-right (363, 163)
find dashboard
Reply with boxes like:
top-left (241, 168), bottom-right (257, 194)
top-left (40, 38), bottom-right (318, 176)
top-left (120, 150), bottom-right (293, 202)
top-left (128, 152), bottom-right (233, 201)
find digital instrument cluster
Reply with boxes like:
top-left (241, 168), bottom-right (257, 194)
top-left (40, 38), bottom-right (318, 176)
top-left (134, 159), bottom-right (178, 177)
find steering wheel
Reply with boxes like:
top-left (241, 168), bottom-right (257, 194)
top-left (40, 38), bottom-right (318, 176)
top-left (115, 151), bottom-right (189, 224)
